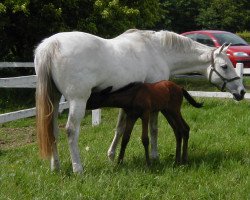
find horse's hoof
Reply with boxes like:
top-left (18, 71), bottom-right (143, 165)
top-left (151, 152), bottom-right (159, 160)
top-left (72, 163), bottom-right (83, 173)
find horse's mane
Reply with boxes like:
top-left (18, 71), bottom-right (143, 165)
top-left (93, 82), bottom-right (143, 97)
top-left (122, 29), bottom-right (211, 54)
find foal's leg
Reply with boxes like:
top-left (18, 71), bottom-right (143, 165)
top-left (118, 117), bottom-right (137, 164)
top-left (149, 111), bottom-right (159, 160)
top-left (66, 99), bottom-right (86, 173)
top-left (108, 109), bottom-right (127, 161)
top-left (180, 116), bottom-right (190, 164)
top-left (141, 112), bottom-right (150, 165)
top-left (161, 110), bottom-right (182, 165)
top-left (51, 93), bottom-right (61, 171)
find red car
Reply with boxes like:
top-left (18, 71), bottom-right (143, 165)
top-left (181, 30), bottom-right (250, 68)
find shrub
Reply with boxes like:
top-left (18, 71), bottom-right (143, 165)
top-left (237, 31), bottom-right (250, 43)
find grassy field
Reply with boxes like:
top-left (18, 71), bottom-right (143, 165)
top-left (0, 78), bottom-right (250, 199)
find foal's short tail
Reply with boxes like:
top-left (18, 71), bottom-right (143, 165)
top-left (182, 88), bottom-right (203, 108)
top-left (35, 38), bottom-right (59, 159)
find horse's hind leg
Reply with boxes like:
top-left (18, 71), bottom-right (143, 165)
top-left (108, 109), bottom-right (127, 161)
top-left (149, 111), bottom-right (159, 160)
top-left (66, 99), bottom-right (86, 173)
top-left (118, 116), bottom-right (137, 164)
top-left (51, 93), bottom-right (61, 171)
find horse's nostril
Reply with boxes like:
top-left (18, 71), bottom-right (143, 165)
top-left (241, 90), bottom-right (246, 97)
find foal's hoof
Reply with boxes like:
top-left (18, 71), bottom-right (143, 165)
top-left (173, 161), bottom-right (181, 168)
top-left (107, 150), bottom-right (115, 162)
top-left (146, 161), bottom-right (152, 167)
top-left (51, 163), bottom-right (60, 172)
top-left (117, 159), bottom-right (124, 165)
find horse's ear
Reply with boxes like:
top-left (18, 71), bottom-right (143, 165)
top-left (214, 43), bottom-right (226, 54)
top-left (223, 43), bottom-right (231, 53)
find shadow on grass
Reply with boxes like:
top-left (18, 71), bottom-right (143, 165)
top-left (50, 148), bottom-right (247, 177)
top-left (187, 149), bottom-right (246, 169)
top-left (107, 148), bottom-right (246, 174)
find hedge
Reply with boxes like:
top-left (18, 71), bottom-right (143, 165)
top-left (237, 31), bottom-right (250, 43)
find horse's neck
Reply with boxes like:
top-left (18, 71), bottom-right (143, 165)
top-left (168, 46), bottom-right (213, 75)
top-left (156, 31), bottom-right (213, 76)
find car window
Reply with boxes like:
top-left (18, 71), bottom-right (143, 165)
top-left (184, 34), bottom-right (196, 40)
top-left (196, 34), bottom-right (215, 47)
top-left (213, 33), bottom-right (248, 46)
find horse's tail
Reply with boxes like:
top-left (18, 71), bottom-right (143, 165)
top-left (182, 88), bottom-right (203, 108)
top-left (35, 38), bottom-right (60, 159)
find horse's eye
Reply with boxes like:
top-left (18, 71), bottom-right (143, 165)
top-left (221, 64), bottom-right (228, 70)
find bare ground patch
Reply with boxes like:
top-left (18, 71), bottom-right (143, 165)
top-left (0, 126), bottom-right (36, 150)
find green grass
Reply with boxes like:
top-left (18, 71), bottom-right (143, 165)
top-left (0, 98), bottom-right (250, 199)
top-left (1, 77), bottom-right (250, 199)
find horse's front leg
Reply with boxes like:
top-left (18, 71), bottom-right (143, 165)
top-left (149, 111), bottom-right (159, 160)
top-left (66, 99), bottom-right (86, 173)
top-left (108, 109), bottom-right (127, 161)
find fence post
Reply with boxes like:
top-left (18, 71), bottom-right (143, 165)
top-left (92, 109), bottom-right (101, 126)
top-left (235, 63), bottom-right (244, 83)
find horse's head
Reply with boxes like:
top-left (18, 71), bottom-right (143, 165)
top-left (207, 44), bottom-right (246, 101)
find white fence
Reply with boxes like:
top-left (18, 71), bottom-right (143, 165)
top-left (0, 62), bottom-right (249, 124)
top-left (0, 62), bottom-right (100, 125)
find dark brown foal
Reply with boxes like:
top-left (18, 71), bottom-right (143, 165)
top-left (87, 80), bottom-right (203, 165)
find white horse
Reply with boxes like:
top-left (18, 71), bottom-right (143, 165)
top-left (35, 29), bottom-right (245, 173)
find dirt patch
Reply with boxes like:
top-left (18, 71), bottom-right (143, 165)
top-left (0, 127), bottom-right (36, 150)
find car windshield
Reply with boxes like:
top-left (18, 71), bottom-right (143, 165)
top-left (213, 33), bottom-right (248, 46)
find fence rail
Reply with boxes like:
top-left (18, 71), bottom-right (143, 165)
top-left (0, 62), bottom-right (249, 124)
top-left (0, 62), bottom-right (100, 125)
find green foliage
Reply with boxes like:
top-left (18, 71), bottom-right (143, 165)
top-left (0, 0), bottom-right (249, 61)
top-left (0, 0), bottom-right (161, 61)
top-left (157, 0), bottom-right (201, 33)
top-left (237, 31), bottom-right (250, 44)
top-left (196, 0), bottom-right (250, 32)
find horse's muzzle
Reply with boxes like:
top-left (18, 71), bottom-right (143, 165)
top-left (233, 89), bottom-right (246, 101)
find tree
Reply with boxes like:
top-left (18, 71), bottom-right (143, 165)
top-left (196, 0), bottom-right (250, 32)
top-left (0, 0), bottom-right (161, 61)
top-left (156, 0), bottom-right (201, 33)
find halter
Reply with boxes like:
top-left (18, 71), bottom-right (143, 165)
top-left (208, 50), bottom-right (240, 92)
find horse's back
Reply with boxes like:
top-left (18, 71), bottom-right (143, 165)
top-left (35, 30), bottom-right (171, 100)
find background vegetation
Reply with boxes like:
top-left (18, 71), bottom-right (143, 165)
top-left (0, 0), bottom-right (249, 62)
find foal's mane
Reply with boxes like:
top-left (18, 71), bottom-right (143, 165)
top-left (111, 82), bottom-right (143, 94)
